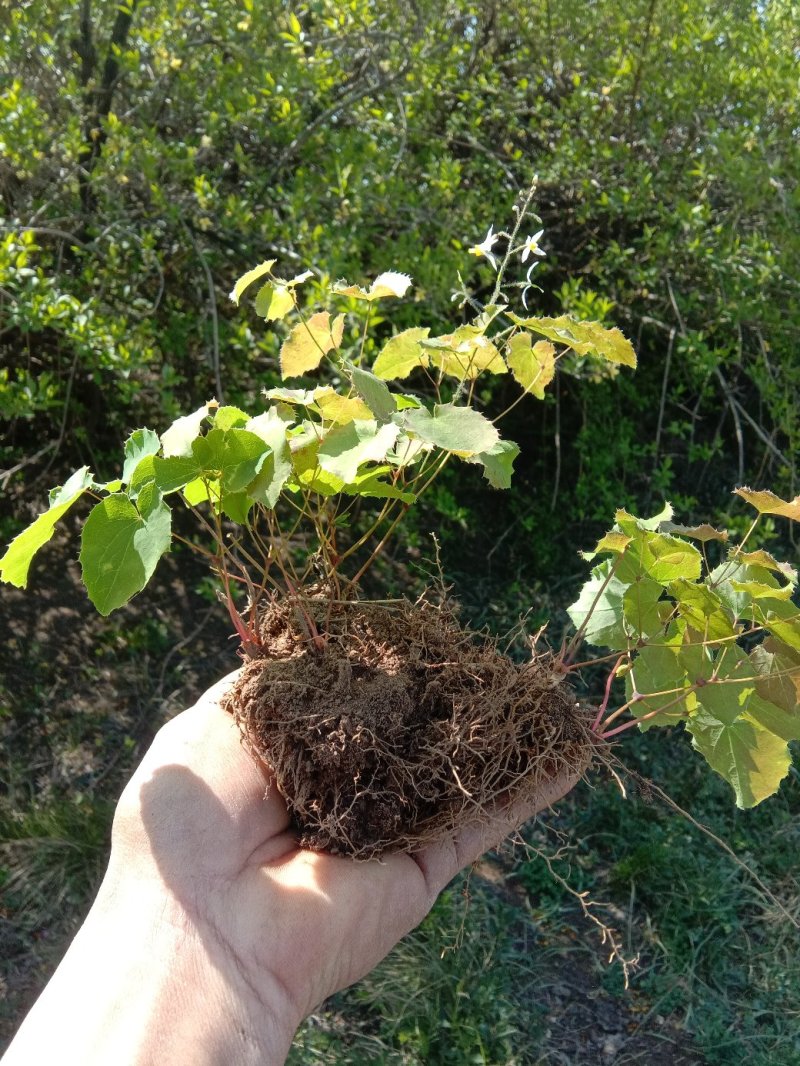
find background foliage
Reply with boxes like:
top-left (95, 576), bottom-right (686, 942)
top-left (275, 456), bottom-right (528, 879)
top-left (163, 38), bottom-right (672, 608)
top-left (1, 1), bottom-right (798, 1062)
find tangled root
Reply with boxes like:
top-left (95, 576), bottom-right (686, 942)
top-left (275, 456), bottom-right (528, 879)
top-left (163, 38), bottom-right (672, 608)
top-left (224, 594), bottom-right (594, 858)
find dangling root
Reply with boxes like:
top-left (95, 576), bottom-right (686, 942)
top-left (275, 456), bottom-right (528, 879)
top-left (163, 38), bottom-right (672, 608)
top-left (224, 593), bottom-right (595, 859)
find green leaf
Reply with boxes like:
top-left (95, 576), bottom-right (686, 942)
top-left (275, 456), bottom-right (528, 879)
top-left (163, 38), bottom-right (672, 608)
top-left (183, 477), bottom-right (213, 506)
top-left (246, 409), bottom-right (293, 508)
top-left (750, 638), bottom-right (800, 716)
top-left (213, 406), bottom-right (249, 431)
top-left (220, 492), bottom-right (253, 524)
top-left (471, 439), bottom-right (520, 489)
top-left (343, 469), bottom-right (415, 504)
top-left (128, 454), bottom-right (156, 498)
top-left (694, 646), bottom-right (756, 725)
top-left (317, 420), bottom-right (400, 483)
top-left (122, 428), bottom-right (160, 483)
top-left (506, 334), bottom-right (555, 398)
top-left (402, 403), bottom-right (500, 457)
top-left (614, 518), bottom-right (703, 585)
top-left (162, 404), bottom-right (212, 458)
top-left (79, 493), bottom-right (171, 615)
top-left (280, 311), bottom-right (345, 378)
top-left (567, 559), bottom-right (628, 650)
top-left (152, 455), bottom-right (202, 495)
top-left (733, 487), bottom-right (800, 521)
top-left (348, 363), bottom-right (396, 422)
top-left (708, 559), bottom-right (781, 616)
top-left (372, 327), bottom-right (430, 380)
top-left (0, 467), bottom-right (93, 588)
top-left (626, 635), bottom-right (698, 729)
top-left (687, 708), bottom-right (791, 809)
top-left (254, 281), bottom-right (295, 321)
top-left (622, 575), bottom-right (666, 638)
top-left (191, 427), bottom-right (268, 494)
top-left (668, 578), bottom-right (737, 639)
top-left (508, 313), bottom-right (637, 368)
top-left (754, 597), bottom-right (800, 653)
top-left (229, 259), bottom-right (276, 305)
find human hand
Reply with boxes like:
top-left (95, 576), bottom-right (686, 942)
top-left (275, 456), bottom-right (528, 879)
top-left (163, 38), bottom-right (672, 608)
top-left (4, 671), bottom-right (581, 1066)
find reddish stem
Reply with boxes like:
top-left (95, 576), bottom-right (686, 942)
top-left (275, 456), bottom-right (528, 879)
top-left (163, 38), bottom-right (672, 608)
top-left (591, 654), bottom-right (627, 733)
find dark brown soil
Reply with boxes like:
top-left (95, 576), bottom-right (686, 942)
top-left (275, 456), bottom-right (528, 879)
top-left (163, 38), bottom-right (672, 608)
top-left (226, 594), bottom-right (594, 858)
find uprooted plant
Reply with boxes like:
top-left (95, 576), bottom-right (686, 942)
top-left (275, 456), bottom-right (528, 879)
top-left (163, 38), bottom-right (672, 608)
top-left (2, 189), bottom-right (799, 859)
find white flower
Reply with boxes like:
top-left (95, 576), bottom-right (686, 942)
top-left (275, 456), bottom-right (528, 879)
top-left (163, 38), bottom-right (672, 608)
top-left (468, 225), bottom-right (499, 270)
top-left (521, 229), bottom-right (545, 262)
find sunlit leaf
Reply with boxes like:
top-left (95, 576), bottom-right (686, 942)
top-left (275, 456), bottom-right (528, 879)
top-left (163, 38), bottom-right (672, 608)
top-left (402, 403), bottom-right (499, 457)
top-left (733, 487), bottom-right (800, 521)
top-left (229, 259), bottom-right (276, 304)
top-left (213, 406), bottom-right (249, 431)
top-left (333, 271), bottom-right (412, 301)
top-left (343, 469), bottom-right (415, 503)
top-left (424, 326), bottom-right (506, 380)
top-left (669, 578), bottom-right (737, 639)
top-left (661, 521), bottom-right (729, 543)
top-left (567, 559), bottom-right (628, 650)
top-left (152, 455), bottom-right (201, 495)
top-left (506, 334), bottom-right (555, 398)
top-left (313, 390), bottom-right (373, 424)
top-left (508, 313), bottom-right (637, 367)
top-left (687, 708), bottom-right (791, 809)
top-left (246, 408), bottom-right (293, 508)
top-left (625, 636), bottom-right (698, 729)
top-left (622, 575), bottom-right (666, 638)
top-left (122, 428), bottom-right (160, 483)
top-left (79, 493), bottom-right (171, 615)
top-left (372, 327), bottom-right (430, 380)
top-left (614, 520), bottom-right (702, 586)
top-left (0, 467), bottom-right (93, 588)
top-left (254, 281), bottom-right (295, 321)
top-left (470, 439), bottom-right (520, 489)
top-left (317, 420), bottom-right (400, 482)
top-left (162, 404), bottom-right (212, 458)
top-left (280, 311), bottom-right (345, 378)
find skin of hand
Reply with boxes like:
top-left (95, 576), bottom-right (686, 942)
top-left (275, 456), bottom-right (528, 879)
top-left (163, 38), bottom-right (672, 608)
top-left (3, 671), bottom-right (581, 1066)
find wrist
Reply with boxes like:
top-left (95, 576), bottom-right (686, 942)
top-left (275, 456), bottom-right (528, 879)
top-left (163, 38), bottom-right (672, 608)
top-left (5, 871), bottom-right (299, 1066)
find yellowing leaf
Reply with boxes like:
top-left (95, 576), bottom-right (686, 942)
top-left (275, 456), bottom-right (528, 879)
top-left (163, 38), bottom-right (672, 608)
top-left (661, 522), bottom-right (730, 543)
top-left (734, 487), bottom-right (800, 521)
top-left (373, 327), bottom-right (430, 380)
top-left (424, 327), bottom-right (507, 380)
top-left (506, 334), bottom-right (555, 398)
top-left (229, 260), bottom-right (276, 304)
top-left (313, 390), bottom-right (372, 424)
top-left (254, 281), bottom-right (295, 321)
top-left (333, 271), bottom-right (412, 301)
top-left (509, 313), bottom-right (637, 368)
top-left (280, 311), bottom-right (345, 378)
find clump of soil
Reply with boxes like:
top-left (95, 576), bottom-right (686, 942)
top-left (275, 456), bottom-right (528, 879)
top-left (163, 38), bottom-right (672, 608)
top-left (225, 594), bottom-right (593, 858)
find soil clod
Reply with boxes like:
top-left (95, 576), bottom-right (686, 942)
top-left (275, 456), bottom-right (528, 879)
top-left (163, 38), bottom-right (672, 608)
top-left (225, 595), bottom-right (593, 858)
